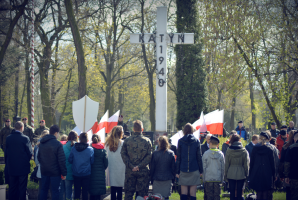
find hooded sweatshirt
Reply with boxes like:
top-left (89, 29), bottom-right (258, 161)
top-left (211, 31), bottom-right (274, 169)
top-left (68, 143), bottom-right (94, 177)
top-left (202, 148), bottom-right (225, 182)
top-left (225, 141), bottom-right (249, 180)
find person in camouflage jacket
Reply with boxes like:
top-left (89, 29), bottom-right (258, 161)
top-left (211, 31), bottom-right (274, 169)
top-left (34, 120), bottom-right (49, 142)
top-left (22, 117), bottom-right (34, 144)
top-left (0, 119), bottom-right (13, 153)
top-left (121, 120), bottom-right (152, 200)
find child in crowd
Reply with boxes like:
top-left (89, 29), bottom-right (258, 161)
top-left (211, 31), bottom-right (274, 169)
top-left (68, 133), bottom-right (94, 200)
top-left (202, 136), bottom-right (225, 200)
top-left (89, 134), bottom-right (108, 200)
top-left (60, 134), bottom-right (68, 145)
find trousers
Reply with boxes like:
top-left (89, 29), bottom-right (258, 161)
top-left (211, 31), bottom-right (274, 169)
top-left (124, 170), bottom-right (149, 200)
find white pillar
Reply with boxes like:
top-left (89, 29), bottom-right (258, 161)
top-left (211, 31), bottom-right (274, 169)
top-left (155, 7), bottom-right (167, 132)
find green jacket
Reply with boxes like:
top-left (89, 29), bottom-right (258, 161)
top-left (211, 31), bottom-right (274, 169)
top-left (23, 124), bottom-right (34, 143)
top-left (63, 141), bottom-right (75, 180)
top-left (225, 141), bottom-right (249, 181)
top-left (0, 125), bottom-right (13, 151)
top-left (89, 146), bottom-right (108, 196)
top-left (34, 126), bottom-right (49, 141)
top-left (121, 132), bottom-right (152, 171)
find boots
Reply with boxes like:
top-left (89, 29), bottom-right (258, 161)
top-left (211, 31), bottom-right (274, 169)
top-left (180, 194), bottom-right (188, 200)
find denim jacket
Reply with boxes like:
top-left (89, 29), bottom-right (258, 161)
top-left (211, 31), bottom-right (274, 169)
top-left (176, 134), bottom-right (203, 174)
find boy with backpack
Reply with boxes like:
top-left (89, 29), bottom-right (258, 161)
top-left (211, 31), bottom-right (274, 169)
top-left (202, 135), bottom-right (225, 200)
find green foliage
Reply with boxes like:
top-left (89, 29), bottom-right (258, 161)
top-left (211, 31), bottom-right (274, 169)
top-left (175, 0), bottom-right (208, 129)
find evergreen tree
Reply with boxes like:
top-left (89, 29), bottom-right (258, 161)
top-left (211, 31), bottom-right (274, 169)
top-left (175, 0), bottom-right (208, 130)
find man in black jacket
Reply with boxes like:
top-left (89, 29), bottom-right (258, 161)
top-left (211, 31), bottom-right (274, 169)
top-left (6, 121), bottom-right (33, 200)
top-left (270, 122), bottom-right (280, 138)
top-left (285, 133), bottom-right (298, 200)
top-left (201, 133), bottom-right (211, 156)
top-left (38, 125), bottom-right (67, 200)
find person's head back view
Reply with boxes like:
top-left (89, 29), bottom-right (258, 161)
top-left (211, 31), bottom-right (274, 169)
top-left (133, 120), bottom-right (143, 133)
top-left (68, 131), bottom-right (78, 146)
top-left (15, 121), bottom-right (24, 132)
top-left (230, 134), bottom-right (240, 145)
top-left (259, 132), bottom-right (270, 145)
top-left (158, 136), bottom-right (169, 152)
top-left (106, 125), bottom-right (123, 152)
top-left (92, 134), bottom-right (101, 144)
top-left (79, 133), bottom-right (88, 143)
top-left (183, 123), bottom-right (194, 135)
top-left (50, 125), bottom-right (60, 139)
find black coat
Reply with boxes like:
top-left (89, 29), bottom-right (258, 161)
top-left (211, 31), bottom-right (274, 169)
top-left (245, 142), bottom-right (254, 158)
top-left (284, 141), bottom-right (298, 179)
top-left (89, 147), bottom-right (108, 196)
top-left (170, 145), bottom-right (177, 156)
top-left (249, 144), bottom-right (275, 191)
top-left (38, 134), bottom-right (67, 177)
top-left (151, 149), bottom-right (175, 182)
top-left (5, 130), bottom-right (33, 176)
top-left (201, 142), bottom-right (209, 156)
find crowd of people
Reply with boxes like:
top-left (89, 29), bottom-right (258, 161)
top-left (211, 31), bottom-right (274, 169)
top-left (1, 118), bottom-right (298, 200)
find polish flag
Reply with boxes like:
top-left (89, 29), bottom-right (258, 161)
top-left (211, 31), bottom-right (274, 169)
top-left (193, 128), bottom-right (201, 140)
top-left (91, 121), bottom-right (99, 134)
top-left (205, 110), bottom-right (224, 135)
top-left (193, 111), bottom-right (214, 131)
top-left (98, 110), bottom-right (108, 131)
top-left (107, 110), bottom-right (120, 133)
top-left (96, 127), bottom-right (106, 144)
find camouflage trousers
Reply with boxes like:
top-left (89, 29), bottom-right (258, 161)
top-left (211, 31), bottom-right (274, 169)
top-left (124, 169), bottom-right (150, 200)
top-left (290, 179), bottom-right (298, 200)
top-left (204, 182), bottom-right (221, 200)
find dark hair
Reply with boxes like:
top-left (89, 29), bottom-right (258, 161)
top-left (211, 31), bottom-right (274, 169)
top-left (50, 125), bottom-right (60, 135)
top-left (158, 136), bottom-right (169, 152)
top-left (252, 135), bottom-right (259, 141)
top-left (92, 134), bottom-right (101, 144)
top-left (210, 138), bottom-right (219, 145)
top-left (230, 134), bottom-right (240, 145)
top-left (68, 131), bottom-right (78, 146)
top-left (270, 138), bottom-right (276, 145)
top-left (15, 121), bottom-right (24, 130)
top-left (183, 123), bottom-right (194, 135)
top-left (79, 133), bottom-right (88, 143)
top-left (285, 130), bottom-right (295, 149)
top-left (133, 120), bottom-right (143, 132)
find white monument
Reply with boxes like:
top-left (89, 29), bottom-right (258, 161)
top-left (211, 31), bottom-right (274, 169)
top-left (130, 6), bottom-right (194, 133)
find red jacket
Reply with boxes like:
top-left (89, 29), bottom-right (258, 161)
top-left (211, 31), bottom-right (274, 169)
top-left (276, 134), bottom-right (288, 158)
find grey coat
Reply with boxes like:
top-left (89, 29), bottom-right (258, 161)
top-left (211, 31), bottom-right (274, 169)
top-left (202, 149), bottom-right (225, 182)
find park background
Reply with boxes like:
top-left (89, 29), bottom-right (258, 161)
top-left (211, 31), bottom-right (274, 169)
top-left (0, 0), bottom-right (297, 136)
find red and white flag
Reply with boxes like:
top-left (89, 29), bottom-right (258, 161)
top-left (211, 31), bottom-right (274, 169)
top-left (98, 110), bottom-right (108, 131)
top-left (205, 110), bottom-right (224, 135)
top-left (97, 127), bottom-right (106, 144)
top-left (107, 110), bottom-right (120, 133)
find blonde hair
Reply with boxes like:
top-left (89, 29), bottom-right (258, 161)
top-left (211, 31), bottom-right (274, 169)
top-left (259, 135), bottom-right (269, 145)
top-left (60, 134), bottom-right (68, 141)
top-left (36, 130), bottom-right (49, 146)
top-left (106, 126), bottom-right (123, 152)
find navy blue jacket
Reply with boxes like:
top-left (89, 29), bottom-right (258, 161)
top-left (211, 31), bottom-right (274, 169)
top-left (236, 126), bottom-right (247, 140)
top-left (245, 142), bottom-right (254, 158)
top-left (69, 143), bottom-right (94, 177)
top-left (5, 130), bottom-right (33, 176)
top-left (176, 134), bottom-right (203, 174)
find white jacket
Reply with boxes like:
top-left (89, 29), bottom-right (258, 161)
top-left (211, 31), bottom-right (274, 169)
top-left (105, 141), bottom-right (126, 187)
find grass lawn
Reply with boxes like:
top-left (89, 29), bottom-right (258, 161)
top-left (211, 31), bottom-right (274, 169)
top-left (170, 190), bottom-right (286, 200)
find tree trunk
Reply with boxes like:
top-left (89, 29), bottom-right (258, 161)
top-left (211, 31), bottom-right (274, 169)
top-left (230, 97), bottom-right (236, 131)
top-left (140, 0), bottom-right (156, 131)
top-left (0, 86), bottom-right (2, 124)
top-left (249, 73), bottom-right (256, 132)
top-left (64, 0), bottom-right (86, 99)
top-left (14, 63), bottom-right (20, 119)
top-left (39, 68), bottom-right (52, 125)
top-left (59, 70), bottom-right (72, 128)
top-left (217, 89), bottom-right (222, 110)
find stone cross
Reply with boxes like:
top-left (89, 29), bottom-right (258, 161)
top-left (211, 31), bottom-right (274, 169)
top-left (130, 6), bottom-right (194, 133)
